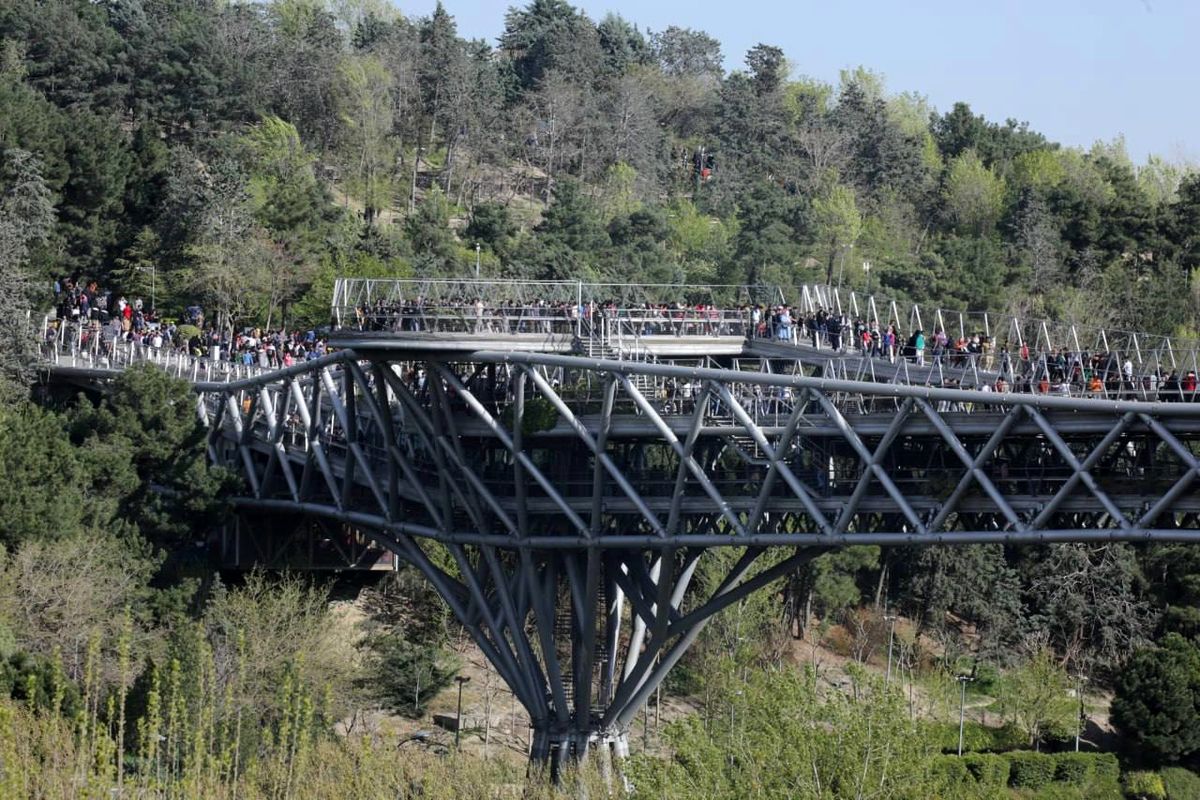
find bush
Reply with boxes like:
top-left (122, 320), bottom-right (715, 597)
top-left (929, 754), bottom-right (972, 788)
top-left (925, 721), bottom-right (992, 753)
top-left (1006, 751), bottom-right (1057, 789)
top-left (1056, 752), bottom-right (1096, 785)
top-left (1123, 771), bottom-right (1167, 800)
top-left (924, 720), bottom-right (1026, 753)
top-left (1161, 767), bottom-right (1200, 799)
top-left (962, 752), bottom-right (1010, 787)
top-left (989, 721), bottom-right (1030, 751)
top-left (1093, 753), bottom-right (1121, 784)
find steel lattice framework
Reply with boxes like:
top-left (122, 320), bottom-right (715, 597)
top-left (37, 281), bottom-right (1200, 773)
top-left (159, 341), bottom-right (1199, 771)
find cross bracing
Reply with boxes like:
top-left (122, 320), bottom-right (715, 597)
top-left (35, 287), bottom-right (1200, 774)
top-left (156, 347), bottom-right (1200, 767)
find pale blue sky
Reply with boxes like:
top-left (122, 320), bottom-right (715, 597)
top-left (397, 0), bottom-right (1199, 164)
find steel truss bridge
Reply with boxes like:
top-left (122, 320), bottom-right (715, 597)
top-left (38, 279), bottom-right (1200, 773)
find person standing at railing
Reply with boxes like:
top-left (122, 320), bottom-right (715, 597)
top-left (777, 307), bottom-right (793, 343)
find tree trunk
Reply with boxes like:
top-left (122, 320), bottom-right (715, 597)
top-left (410, 124), bottom-right (423, 215)
top-left (874, 552), bottom-right (890, 608)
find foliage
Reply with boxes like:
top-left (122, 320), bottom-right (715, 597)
top-left (69, 363), bottom-right (239, 547)
top-left (962, 752), bottom-right (1010, 786)
top-left (0, 403), bottom-right (91, 548)
top-left (924, 719), bottom-right (1026, 753)
top-left (627, 667), bottom-right (945, 799)
top-left (1123, 771), bottom-right (1167, 800)
top-left (1111, 634), bottom-right (1200, 765)
top-left (1006, 751), bottom-right (1057, 789)
top-left (0, 691), bottom-right (587, 799)
top-left (357, 568), bottom-right (460, 716)
top-left (1160, 767), bottom-right (1200, 799)
top-left (995, 648), bottom-right (1078, 749)
top-left (361, 634), bottom-right (459, 716)
top-left (0, 532), bottom-right (156, 685)
top-left (0, 148), bottom-right (54, 395)
top-left (0, 0), bottom-right (1193, 345)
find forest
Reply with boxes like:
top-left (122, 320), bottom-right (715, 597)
top-left (2, 0), bottom-right (1200, 798)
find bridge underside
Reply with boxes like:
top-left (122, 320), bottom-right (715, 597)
top-left (179, 341), bottom-right (1200, 767)
top-left (41, 335), bottom-right (1200, 770)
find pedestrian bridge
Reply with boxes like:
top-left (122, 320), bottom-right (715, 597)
top-left (37, 278), bottom-right (1200, 770)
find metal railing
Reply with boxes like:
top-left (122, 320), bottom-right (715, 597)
top-left (795, 282), bottom-right (1198, 368)
top-left (39, 322), bottom-right (273, 384)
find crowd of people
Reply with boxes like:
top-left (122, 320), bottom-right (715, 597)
top-left (46, 278), bottom-right (1200, 403)
top-left (48, 276), bottom-right (330, 371)
top-left (351, 296), bottom-right (748, 337)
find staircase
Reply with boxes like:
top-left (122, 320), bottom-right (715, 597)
top-left (583, 319), bottom-right (656, 395)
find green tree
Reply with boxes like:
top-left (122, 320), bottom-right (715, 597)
top-left (812, 182), bottom-right (863, 285)
top-left (901, 545), bottom-right (1024, 665)
top-left (727, 182), bottom-right (805, 287)
top-left (520, 179), bottom-right (608, 279)
top-left (1112, 633), bottom-right (1200, 765)
top-left (996, 647), bottom-right (1077, 749)
top-left (404, 184), bottom-right (459, 272)
top-left (0, 148), bottom-right (55, 395)
top-left (337, 54), bottom-right (396, 226)
top-left (465, 201), bottom-right (518, 253)
top-left (0, 403), bottom-right (89, 548)
top-left (943, 149), bottom-right (1006, 233)
top-left (499, 0), bottom-right (602, 95)
top-left (665, 198), bottom-right (732, 285)
top-left (69, 364), bottom-right (238, 548)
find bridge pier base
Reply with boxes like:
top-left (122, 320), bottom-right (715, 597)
top-left (530, 726), bottom-right (630, 786)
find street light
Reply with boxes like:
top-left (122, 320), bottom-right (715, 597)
top-left (956, 674), bottom-right (975, 756)
top-left (862, 260), bottom-right (872, 296)
top-left (454, 675), bottom-right (471, 750)
top-left (884, 613), bottom-right (897, 685)
top-left (475, 243), bottom-right (481, 280)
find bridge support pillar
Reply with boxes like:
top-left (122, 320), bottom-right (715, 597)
top-left (530, 726), bottom-right (630, 785)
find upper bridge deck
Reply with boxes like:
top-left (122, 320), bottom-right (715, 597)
top-left (330, 278), bottom-right (1200, 403)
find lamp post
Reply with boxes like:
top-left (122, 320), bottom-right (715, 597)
top-left (884, 613), bottom-right (897, 685)
top-left (475, 243), bottom-right (481, 280)
top-left (454, 675), bottom-right (471, 750)
top-left (956, 674), bottom-right (974, 756)
top-left (862, 260), bottom-right (872, 296)
top-left (1074, 674), bottom-right (1089, 752)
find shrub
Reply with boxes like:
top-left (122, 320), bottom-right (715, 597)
top-left (925, 720), bottom-right (992, 753)
top-left (1093, 753), bottom-right (1121, 784)
top-left (1006, 751), bottom-right (1056, 789)
top-left (1161, 767), bottom-right (1200, 799)
top-left (1122, 771), bottom-right (1167, 800)
top-left (962, 752), bottom-right (1009, 787)
top-left (1056, 752), bottom-right (1096, 785)
top-left (929, 754), bottom-right (972, 788)
top-left (923, 720), bottom-right (1026, 753)
top-left (989, 721), bottom-right (1029, 751)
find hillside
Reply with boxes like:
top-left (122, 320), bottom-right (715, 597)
top-left (2, 0), bottom-right (1199, 344)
